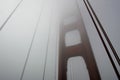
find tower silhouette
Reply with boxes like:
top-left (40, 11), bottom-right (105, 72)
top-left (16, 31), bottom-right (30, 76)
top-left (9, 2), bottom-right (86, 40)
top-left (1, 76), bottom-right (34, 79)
top-left (58, 13), bottom-right (101, 80)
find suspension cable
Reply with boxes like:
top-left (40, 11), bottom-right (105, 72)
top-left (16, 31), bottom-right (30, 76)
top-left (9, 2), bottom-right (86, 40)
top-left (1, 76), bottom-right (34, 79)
top-left (83, 0), bottom-right (120, 79)
top-left (85, 0), bottom-right (120, 66)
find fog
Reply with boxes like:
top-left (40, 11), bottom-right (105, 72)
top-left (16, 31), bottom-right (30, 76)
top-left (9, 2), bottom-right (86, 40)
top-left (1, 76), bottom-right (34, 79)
top-left (0, 0), bottom-right (119, 80)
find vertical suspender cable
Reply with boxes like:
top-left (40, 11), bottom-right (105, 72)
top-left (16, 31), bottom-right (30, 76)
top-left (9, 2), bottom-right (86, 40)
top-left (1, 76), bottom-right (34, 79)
top-left (83, 0), bottom-right (120, 79)
top-left (55, 14), bottom-right (60, 80)
top-left (0, 0), bottom-right (23, 30)
top-left (20, 0), bottom-right (46, 80)
top-left (42, 3), bottom-right (53, 80)
top-left (55, 20), bottom-right (58, 80)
